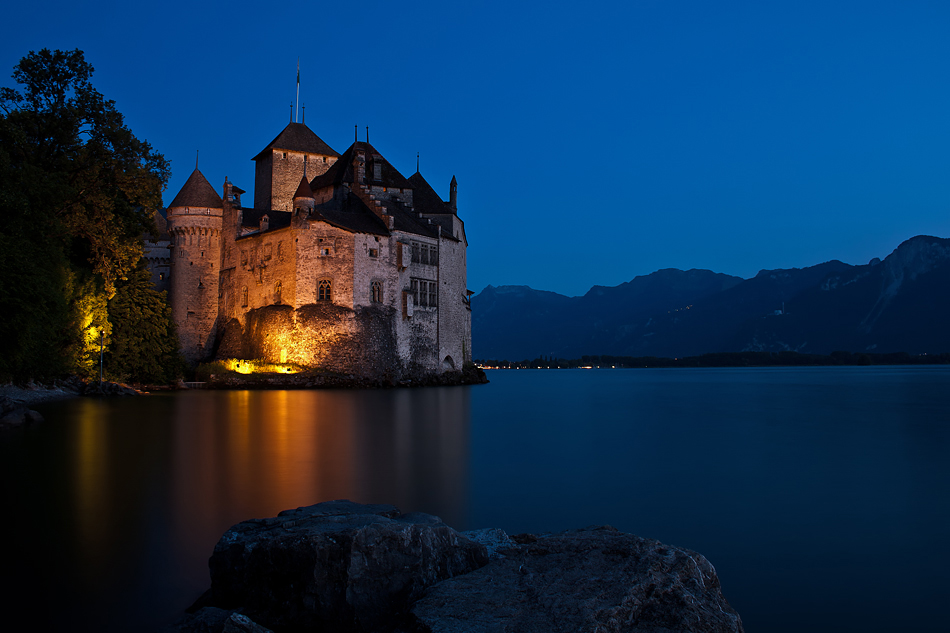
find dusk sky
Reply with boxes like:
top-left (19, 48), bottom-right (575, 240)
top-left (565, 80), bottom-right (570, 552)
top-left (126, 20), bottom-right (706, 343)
top-left (4, 1), bottom-right (950, 297)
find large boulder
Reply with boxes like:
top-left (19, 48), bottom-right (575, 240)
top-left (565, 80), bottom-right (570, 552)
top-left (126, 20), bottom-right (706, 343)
top-left (162, 607), bottom-right (273, 633)
top-left (411, 526), bottom-right (744, 633)
top-left (207, 500), bottom-right (489, 632)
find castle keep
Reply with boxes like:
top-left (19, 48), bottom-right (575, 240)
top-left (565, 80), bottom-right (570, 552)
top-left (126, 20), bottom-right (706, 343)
top-left (154, 122), bottom-right (471, 378)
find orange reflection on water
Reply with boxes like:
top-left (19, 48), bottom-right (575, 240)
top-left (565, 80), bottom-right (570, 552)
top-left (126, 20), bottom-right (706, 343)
top-left (169, 390), bottom-right (357, 565)
top-left (74, 399), bottom-right (110, 572)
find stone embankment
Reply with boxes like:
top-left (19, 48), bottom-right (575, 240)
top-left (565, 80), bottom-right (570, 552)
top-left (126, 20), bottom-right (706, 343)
top-left (203, 365), bottom-right (489, 390)
top-left (166, 501), bottom-right (744, 633)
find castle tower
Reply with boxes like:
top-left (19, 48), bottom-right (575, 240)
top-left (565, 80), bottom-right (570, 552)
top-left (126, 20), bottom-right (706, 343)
top-left (166, 169), bottom-right (223, 363)
top-left (253, 122), bottom-right (339, 212)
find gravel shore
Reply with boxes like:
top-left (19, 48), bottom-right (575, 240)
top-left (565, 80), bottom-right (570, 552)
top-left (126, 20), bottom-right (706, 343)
top-left (0, 382), bottom-right (81, 407)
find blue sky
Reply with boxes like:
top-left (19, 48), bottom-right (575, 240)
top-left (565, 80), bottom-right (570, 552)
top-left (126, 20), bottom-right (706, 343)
top-left (4, 1), bottom-right (950, 296)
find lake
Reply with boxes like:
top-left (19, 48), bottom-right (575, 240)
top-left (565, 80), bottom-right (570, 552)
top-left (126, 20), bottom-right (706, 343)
top-left (1, 367), bottom-right (948, 632)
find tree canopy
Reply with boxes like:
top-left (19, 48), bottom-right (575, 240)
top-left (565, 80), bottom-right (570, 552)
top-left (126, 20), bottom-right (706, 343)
top-left (0, 48), bottom-right (180, 382)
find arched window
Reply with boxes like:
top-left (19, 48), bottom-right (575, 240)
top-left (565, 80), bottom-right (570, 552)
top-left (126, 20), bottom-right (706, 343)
top-left (275, 281), bottom-right (282, 304)
top-left (242, 286), bottom-right (248, 307)
top-left (371, 281), bottom-right (383, 303)
top-left (318, 279), bottom-right (332, 302)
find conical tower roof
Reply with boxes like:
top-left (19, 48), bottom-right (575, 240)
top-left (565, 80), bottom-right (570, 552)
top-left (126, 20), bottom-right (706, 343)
top-left (253, 122), bottom-right (339, 161)
top-left (168, 169), bottom-right (222, 208)
top-left (293, 175), bottom-right (314, 199)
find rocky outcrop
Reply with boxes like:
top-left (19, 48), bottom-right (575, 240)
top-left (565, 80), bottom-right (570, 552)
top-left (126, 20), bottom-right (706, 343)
top-left (164, 607), bottom-right (273, 633)
top-left (179, 501), bottom-right (742, 633)
top-left (206, 501), bottom-right (488, 632)
top-left (415, 527), bottom-right (744, 633)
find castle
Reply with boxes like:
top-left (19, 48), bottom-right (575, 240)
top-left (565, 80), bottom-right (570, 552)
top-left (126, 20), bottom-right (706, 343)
top-left (146, 121), bottom-right (471, 378)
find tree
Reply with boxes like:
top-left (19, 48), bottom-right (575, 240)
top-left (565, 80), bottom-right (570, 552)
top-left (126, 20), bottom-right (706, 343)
top-left (105, 265), bottom-right (183, 384)
top-left (0, 49), bottom-right (174, 381)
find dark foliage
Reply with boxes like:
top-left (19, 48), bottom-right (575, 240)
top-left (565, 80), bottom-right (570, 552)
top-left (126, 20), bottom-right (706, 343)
top-left (0, 49), bottom-right (176, 381)
top-left (105, 265), bottom-right (184, 384)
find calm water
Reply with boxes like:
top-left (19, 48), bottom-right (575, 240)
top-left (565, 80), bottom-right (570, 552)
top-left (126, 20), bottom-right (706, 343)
top-left (1, 367), bottom-right (949, 632)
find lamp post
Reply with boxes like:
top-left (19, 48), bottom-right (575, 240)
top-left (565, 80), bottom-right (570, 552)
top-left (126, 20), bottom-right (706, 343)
top-left (99, 329), bottom-right (104, 388)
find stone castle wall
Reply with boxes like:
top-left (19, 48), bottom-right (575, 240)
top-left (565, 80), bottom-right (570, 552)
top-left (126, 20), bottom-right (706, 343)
top-left (223, 228), bottom-right (297, 319)
top-left (216, 303), bottom-right (401, 379)
top-left (145, 238), bottom-right (171, 293)
top-left (437, 236), bottom-right (471, 367)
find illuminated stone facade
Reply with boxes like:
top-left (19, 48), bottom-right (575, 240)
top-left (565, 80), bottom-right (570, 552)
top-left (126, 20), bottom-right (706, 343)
top-left (163, 122), bottom-right (471, 378)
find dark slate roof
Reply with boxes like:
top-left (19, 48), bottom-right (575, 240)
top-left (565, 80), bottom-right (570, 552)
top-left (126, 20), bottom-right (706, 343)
top-left (311, 191), bottom-right (390, 236)
top-left (238, 208), bottom-right (292, 234)
top-left (168, 169), bottom-right (222, 208)
top-left (310, 141), bottom-right (411, 191)
top-left (252, 122), bottom-right (339, 161)
top-left (293, 176), bottom-right (314, 199)
top-left (380, 197), bottom-right (440, 238)
top-left (408, 171), bottom-right (454, 216)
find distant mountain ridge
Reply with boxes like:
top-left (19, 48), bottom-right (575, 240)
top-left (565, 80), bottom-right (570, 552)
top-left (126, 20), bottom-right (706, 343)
top-left (472, 235), bottom-right (950, 360)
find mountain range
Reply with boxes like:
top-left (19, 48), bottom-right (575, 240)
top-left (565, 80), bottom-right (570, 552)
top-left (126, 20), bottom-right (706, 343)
top-left (471, 235), bottom-right (950, 360)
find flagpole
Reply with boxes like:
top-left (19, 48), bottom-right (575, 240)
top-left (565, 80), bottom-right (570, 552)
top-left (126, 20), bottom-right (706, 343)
top-left (295, 58), bottom-right (300, 123)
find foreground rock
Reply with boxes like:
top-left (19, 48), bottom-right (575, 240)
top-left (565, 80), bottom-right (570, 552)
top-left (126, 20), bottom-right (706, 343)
top-left (165, 607), bottom-right (273, 633)
top-left (181, 501), bottom-right (743, 633)
top-left (206, 501), bottom-right (488, 632)
top-left (415, 527), bottom-right (744, 633)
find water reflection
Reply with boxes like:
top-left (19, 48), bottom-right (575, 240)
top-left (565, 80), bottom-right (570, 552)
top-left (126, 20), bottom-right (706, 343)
top-left (5, 368), bottom-right (948, 633)
top-left (2, 386), bottom-right (472, 633)
top-left (75, 398), bottom-right (110, 575)
top-left (166, 389), bottom-right (469, 529)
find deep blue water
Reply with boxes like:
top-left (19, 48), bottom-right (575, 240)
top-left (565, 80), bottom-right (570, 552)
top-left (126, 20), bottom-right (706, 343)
top-left (1, 367), bottom-right (948, 632)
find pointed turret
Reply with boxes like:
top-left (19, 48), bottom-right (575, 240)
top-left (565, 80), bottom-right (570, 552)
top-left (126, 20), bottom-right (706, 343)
top-left (169, 169), bottom-right (222, 209)
top-left (293, 175), bottom-right (314, 200)
top-left (293, 175), bottom-right (315, 219)
top-left (166, 168), bottom-right (224, 363)
top-left (449, 175), bottom-right (457, 212)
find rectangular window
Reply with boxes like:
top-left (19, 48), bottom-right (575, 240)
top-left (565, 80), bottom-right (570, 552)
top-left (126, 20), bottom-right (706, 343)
top-left (410, 279), bottom-right (437, 308)
top-left (409, 242), bottom-right (438, 266)
top-left (368, 248), bottom-right (378, 258)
